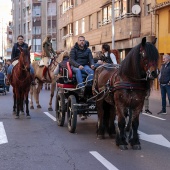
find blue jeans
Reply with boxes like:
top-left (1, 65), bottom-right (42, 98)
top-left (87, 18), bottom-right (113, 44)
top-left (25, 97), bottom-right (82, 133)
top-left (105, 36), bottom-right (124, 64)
top-left (7, 64), bottom-right (34, 75)
top-left (160, 84), bottom-right (170, 112)
top-left (71, 65), bottom-right (94, 87)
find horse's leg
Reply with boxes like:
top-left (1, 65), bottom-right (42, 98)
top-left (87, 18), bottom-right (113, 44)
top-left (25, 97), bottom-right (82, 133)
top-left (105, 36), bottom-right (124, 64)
top-left (35, 82), bottom-right (42, 108)
top-left (25, 93), bottom-right (31, 119)
top-left (15, 93), bottom-right (20, 119)
top-left (13, 89), bottom-right (16, 115)
top-left (108, 105), bottom-right (116, 138)
top-left (116, 105), bottom-right (128, 150)
top-left (29, 85), bottom-right (34, 109)
top-left (129, 113), bottom-right (141, 150)
top-left (20, 93), bottom-right (24, 115)
top-left (96, 100), bottom-right (105, 139)
top-left (48, 82), bottom-right (55, 111)
top-left (45, 83), bottom-right (47, 90)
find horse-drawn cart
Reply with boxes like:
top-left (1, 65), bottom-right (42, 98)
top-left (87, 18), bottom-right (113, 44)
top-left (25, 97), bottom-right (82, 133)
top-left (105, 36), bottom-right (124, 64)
top-left (55, 62), bottom-right (97, 133)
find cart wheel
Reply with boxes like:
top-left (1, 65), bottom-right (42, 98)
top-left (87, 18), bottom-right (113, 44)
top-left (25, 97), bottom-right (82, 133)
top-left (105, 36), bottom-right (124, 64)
top-left (56, 93), bottom-right (65, 126)
top-left (67, 95), bottom-right (77, 133)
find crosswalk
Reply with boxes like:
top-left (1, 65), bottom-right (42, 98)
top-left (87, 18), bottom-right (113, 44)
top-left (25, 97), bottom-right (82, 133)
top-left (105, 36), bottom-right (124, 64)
top-left (0, 122), bottom-right (8, 145)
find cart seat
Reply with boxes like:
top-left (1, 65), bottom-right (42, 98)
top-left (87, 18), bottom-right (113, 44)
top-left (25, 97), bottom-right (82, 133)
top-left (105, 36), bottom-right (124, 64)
top-left (57, 83), bottom-right (76, 88)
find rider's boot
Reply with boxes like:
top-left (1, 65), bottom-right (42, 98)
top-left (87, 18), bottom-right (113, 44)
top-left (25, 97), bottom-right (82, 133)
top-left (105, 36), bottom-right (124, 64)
top-left (31, 74), bottom-right (36, 85)
top-left (42, 66), bottom-right (48, 81)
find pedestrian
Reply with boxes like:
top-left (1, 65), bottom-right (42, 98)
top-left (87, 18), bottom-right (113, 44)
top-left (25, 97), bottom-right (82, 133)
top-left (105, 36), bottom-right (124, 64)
top-left (143, 90), bottom-right (152, 114)
top-left (157, 54), bottom-right (170, 115)
top-left (7, 35), bottom-right (35, 85)
top-left (69, 35), bottom-right (94, 90)
top-left (41, 35), bottom-right (57, 81)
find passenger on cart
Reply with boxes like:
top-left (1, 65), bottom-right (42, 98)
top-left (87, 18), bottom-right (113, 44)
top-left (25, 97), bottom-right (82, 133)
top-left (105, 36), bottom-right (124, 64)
top-left (54, 50), bottom-right (69, 77)
top-left (94, 43), bottom-right (117, 68)
top-left (69, 36), bottom-right (95, 93)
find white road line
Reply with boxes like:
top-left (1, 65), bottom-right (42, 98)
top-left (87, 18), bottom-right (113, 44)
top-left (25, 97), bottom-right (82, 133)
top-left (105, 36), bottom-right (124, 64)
top-left (44, 112), bottom-right (56, 121)
top-left (90, 151), bottom-right (119, 170)
top-left (0, 122), bottom-right (8, 145)
top-left (142, 112), bottom-right (166, 120)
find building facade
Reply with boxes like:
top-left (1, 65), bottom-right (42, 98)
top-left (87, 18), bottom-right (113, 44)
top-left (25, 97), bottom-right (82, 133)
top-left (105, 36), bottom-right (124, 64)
top-left (57, 0), bottom-right (157, 61)
top-left (11, 0), bottom-right (57, 55)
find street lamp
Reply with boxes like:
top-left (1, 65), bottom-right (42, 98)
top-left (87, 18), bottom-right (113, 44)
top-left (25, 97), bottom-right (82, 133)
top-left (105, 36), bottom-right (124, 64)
top-left (34, 18), bottom-right (36, 52)
top-left (112, 0), bottom-right (115, 49)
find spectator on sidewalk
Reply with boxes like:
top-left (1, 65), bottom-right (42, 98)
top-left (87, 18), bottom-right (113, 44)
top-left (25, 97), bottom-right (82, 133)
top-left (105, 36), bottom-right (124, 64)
top-left (157, 54), bottom-right (170, 115)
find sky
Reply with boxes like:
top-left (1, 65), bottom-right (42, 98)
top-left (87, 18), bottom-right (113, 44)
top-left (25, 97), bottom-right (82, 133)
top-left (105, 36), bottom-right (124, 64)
top-left (0, 0), bottom-right (12, 22)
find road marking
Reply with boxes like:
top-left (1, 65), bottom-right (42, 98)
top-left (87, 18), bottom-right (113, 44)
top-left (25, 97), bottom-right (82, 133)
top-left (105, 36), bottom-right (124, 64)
top-left (142, 112), bottom-right (166, 120)
top-left (44, 112), bottom-right (56, 121)
top-left (0, 122), bottom-right (8, 145)
top-left (139, 131), bottom-right (170, 148)
top-left (90, 151), bottom-right (119, 170)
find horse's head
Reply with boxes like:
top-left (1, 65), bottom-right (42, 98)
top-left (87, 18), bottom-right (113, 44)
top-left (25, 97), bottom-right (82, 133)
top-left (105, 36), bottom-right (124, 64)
top-left (139, 37), bottom-right (159, 80)
top-left (18, 46), bottom-right (31, 71)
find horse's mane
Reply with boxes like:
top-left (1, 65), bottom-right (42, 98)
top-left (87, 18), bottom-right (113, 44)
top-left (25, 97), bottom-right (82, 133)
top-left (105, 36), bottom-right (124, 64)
top-left (119, 42), bottom-right (159, 80)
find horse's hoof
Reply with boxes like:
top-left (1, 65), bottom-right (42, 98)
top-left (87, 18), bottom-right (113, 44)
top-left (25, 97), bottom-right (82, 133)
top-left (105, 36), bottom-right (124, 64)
top-left (26, 115), bottom-right (31, 119)
top-left (37, 105), bottom-right (41, 108)
top-left (119, 145), bottom-right (128, 150)
top-left (30, 106), bottom-right (34, 109)
top-left (15, 115), bottom-right (19, 119)
top-left (97, 135), bottom-right (105, 140)
top-left (132, 145), bottom-right (141, 150)
top-left (48, 108), bottom-right (53, 111)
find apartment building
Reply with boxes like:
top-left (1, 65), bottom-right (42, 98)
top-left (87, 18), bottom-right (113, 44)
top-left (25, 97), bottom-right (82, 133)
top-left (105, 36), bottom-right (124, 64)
top-left (57, 0), bottom-right (157, 61)
top-left (11, 0), bottom-right (57, 54)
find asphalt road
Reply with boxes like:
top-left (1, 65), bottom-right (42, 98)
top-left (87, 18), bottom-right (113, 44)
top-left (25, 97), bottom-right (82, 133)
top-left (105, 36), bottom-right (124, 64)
top-left (0, 88), bottom-right (170, 170)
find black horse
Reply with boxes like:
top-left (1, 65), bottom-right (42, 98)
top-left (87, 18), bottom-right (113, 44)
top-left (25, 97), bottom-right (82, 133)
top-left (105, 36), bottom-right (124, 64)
top-left (93, 37), bottom-right (159, 150)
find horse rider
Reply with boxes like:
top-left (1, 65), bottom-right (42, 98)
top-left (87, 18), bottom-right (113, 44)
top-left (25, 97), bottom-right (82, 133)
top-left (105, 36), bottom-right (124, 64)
top-left (7, 35), bottom-right (36, 85)
top-left (41, 35), bottom-right (57, 81)
top-left (69, 36), bottom-right (95, 92)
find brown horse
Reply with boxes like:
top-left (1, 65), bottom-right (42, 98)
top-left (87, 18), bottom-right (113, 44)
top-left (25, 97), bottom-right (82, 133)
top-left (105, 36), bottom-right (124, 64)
top-left (10, 46), bottom-right (32, 119)
top-left (92, 37), bottom-right (159, 150)
top-left (30, 53), bottom-right (63, 111)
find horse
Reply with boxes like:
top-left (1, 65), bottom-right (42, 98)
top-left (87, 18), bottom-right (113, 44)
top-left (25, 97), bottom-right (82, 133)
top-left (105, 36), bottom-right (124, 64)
top-left (10, 46), bottom-right (32, 119)
top-left (92, 37), bottom-right (159, 150)
top-left (30, 53), bottom-right (63, 111)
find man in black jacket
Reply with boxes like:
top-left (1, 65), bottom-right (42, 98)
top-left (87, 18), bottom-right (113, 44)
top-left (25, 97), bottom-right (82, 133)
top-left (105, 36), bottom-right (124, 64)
top-left (157, 54), bottom-right (170, 114)
top-left (7, 35), bottom-right (35, 85)
top-left (69, 36), bottom-right (94, 88)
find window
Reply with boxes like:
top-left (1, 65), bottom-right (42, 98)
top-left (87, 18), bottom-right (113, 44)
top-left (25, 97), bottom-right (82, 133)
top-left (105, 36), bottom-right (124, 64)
top-left (75, 21), bottom-right (78, 35)
top-left (97, 11), bottom-right (101, 28)
top-left (52, 39), bottom-right (56, 50)
top-left (89, 15), bottom-right (92, 30)
top-left (27, 21), bottom-right (31, 32)
top-left (146, 3), bottom-right (151, 15)
top-left (48, 2), bottom-right (56, 16)
top-left (102, 5), bottom-right (112, 25)
top-left (48, 20), bottom-right (56, 34)
top-left (82, 18), bottom-right (85, 33)
top-left (68, 23), bottom-right (73, 35)
top-left (33, 4), bottom-right (41, 16)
